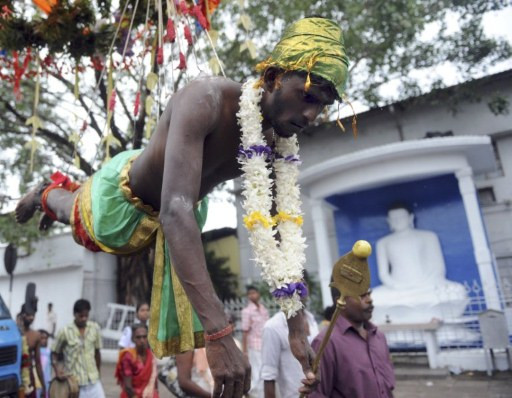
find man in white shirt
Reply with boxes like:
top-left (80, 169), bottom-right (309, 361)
top-left (46, 302), bottom-right (57, 338)
top-left (261, 306), bottom-right (319, 398)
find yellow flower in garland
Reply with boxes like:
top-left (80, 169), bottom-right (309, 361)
top-left (243, 211), bottom-right (275, 230)
top-left (273, 211), bottom-right (303, 227)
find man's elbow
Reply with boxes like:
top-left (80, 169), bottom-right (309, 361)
top-left (159, 199), bottom-right (195, 230)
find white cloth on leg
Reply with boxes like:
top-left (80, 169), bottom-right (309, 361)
top-left (248, 348), bottom-right (263, 398)
top-left (78, 381), bottom-right (105, 398)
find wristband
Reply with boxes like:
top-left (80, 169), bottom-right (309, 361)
top-left (205, 324), bottom-right (233, 342)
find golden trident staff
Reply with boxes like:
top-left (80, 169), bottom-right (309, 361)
top-left (300, 240), bottom-right (372, 398)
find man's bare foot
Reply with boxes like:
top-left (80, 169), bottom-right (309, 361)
top-left (15, 182), bottom-right (48, 224)
top-left (39, 213), bottom-right (54, 231)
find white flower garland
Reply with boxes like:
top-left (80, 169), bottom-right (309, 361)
top-left (237, 79), bottom-right (307, 318)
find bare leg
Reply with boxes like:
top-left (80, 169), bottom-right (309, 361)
top-left (44, 188), bottom-right (77, 224)
top-left (15, 186), bottom-right (78, 228)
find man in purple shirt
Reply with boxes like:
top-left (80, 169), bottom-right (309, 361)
top-left (310, 288), bottom-right (395, 398)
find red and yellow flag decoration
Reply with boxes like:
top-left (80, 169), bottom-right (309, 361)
top-left (199, 0), bottom-right (221, 30)
top-left (32, 0), bottom-right (57, 14)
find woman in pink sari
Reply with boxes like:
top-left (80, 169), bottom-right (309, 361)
top-left (115, 324), bottom-right (159, 398)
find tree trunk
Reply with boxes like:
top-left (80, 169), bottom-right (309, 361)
top-left (116, 246), bottom-right (154, 305)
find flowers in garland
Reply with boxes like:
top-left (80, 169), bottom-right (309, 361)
top-left (237, 79), bottom-right (307, 318)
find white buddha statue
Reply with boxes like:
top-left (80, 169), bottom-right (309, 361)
top-left (371, 205), bottom-right (469, 325)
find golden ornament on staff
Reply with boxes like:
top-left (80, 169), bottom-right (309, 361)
top-left (300, 240), bottom-right (372, 398)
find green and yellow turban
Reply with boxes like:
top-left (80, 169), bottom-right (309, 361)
top-left (256, 17), bottom-right (349, 99)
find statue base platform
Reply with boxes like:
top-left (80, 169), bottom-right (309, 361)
top-left (372, 297), bottom-right (469, 325)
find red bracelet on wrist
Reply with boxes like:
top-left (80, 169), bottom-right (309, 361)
top-left (205, 324), bottom-right (233, 342)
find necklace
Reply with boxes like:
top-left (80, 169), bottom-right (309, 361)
top-left (237, 79), bottom-right (307, 318)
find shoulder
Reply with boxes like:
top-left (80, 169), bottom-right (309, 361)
top-left (374, 328), bottom-right (390, 343)
top-left (56, 324), bottom-right (74, 341)
top-left (311, 328), bottom-right (327, 348)
top-left (418, 229), bottom-right (439, 239)
top-left (242, 303), bottom-right (254, 313)
top-left (376, 236), bottom-right (390, 246)
top-left (62, 323), bottom-right (75, 334)
top-left (175, 76), bottom-right (239, 112)
top-left (87, 321), bottom-right (101, 333)
top-left (121, 349), bottom-right (136, 360)
top-left (264, 312), bottom-right (284, 329)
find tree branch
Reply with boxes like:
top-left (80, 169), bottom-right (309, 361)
top-left (3, 101), bottom-right (94, 175)
top-left (49, 72), bottom-right (104, 139)
top-left (117, 90), bottom-right (134, 131)
top-left (95, 70), bottom-right (128, 152)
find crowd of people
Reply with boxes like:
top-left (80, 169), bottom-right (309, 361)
top-left (16, 297), bottom-right (218, 398)
top-left (15, 281), bottom-right (395, 398)
top-left (241, 282), bottom-right (395, 398)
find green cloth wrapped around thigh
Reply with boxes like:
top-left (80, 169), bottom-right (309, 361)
top-left (150, 200), bottom-right (209, 357)
top-left (73, 149), bottom-right (209, 357)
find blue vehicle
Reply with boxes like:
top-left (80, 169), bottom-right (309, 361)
top-left (0, 294), bottom-right (21, 397)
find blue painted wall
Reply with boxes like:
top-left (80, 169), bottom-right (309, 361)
top-left (326, 174), bottom-right (481, 288)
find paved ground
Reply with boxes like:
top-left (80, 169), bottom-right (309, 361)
top-left (101, 363), bottom-right (175, 398)
top-left (101, 362), bottom-right (512, 398)
top-left (394, 371), bottom-right (512, 398)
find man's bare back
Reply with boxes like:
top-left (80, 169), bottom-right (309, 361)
top-left (129, 77), bottom-right (248, 210)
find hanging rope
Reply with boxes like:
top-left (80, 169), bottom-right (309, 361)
top-left (66, 0), bottom-right (134, 174)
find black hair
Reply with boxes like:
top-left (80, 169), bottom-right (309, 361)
top-left (303, 269), bottom-right (309, 281)
top-left (131, 323), bottom-right (148, 334)
top-left (136, 302), bottom-right (149, 313)
top-left (73, 299), bottom-right (91, 314)
top-left (323, 305), bottom-right (335, 321)
top-left (38, 329), bottom-right (50, 337)
top-left (246, 285), bottom-right (259, 293)
top-left (21, 304), bottom-right (35, 316)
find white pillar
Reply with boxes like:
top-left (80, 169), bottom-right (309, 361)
top-left (456, 167), bottom-right (501, 309)
top-left (310, 199), bottom-right (335, 307)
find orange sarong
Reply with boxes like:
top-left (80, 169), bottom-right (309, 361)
top-left (115, 348), bottom-right (159, 398)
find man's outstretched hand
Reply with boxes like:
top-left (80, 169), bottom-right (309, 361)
top-left (206, 335), bottom-right (251, 397)
top-left (288, 312), bottom-right (320, 396)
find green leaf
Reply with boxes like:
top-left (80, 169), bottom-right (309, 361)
top-left (25, 115), bottom-right (43, 130)
top-left (144, 117), bottom-right (156, 140)
top-left (68, 131), bottom-right (80, 145)
top-left (209, 57), bottom-right (221, 75)
top-left (239, 14), bottom-right (253, 31)
top-left (146, 72), bottom-right (159, 91)
top-left (145, 96), bottom-right (154, 115)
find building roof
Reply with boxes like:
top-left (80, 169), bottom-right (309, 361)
top-left (202, 227), bottom-right (237, 242)
top-left (305, 68), bottom-right (512, 135)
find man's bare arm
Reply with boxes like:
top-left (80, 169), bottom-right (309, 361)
top-left (287, 313), bottom-right (318, 395)
top-left (33, 337), bottom-right (46, 395)
top-left (159, 82), bottom-right (225, 333)
top-left (264, 380), bottom-right (276, 398)
top-left (176, 351), bottom-right (211, 398)
top-left (159, 81), bottom-right (250, 397)
top-left (242, 331), bottom-right (248, 354)
top-left (95, 349), bottom-right (101, 373)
